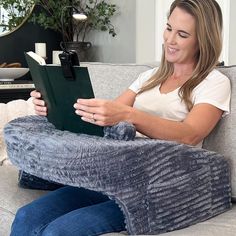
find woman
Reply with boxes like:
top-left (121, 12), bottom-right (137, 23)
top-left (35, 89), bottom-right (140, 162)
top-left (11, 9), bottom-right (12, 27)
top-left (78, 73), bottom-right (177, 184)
top-left (11, 0), bottom-right (231, 235)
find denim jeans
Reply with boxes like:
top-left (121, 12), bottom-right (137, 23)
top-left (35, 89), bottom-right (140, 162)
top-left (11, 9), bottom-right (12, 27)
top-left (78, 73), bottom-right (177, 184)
top-left (11, 186), bottom-right (126, 236)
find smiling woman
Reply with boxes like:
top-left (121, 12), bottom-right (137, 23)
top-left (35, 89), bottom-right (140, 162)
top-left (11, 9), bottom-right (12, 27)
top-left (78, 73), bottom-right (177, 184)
top-left (0, 0), bottom-right (34, 36)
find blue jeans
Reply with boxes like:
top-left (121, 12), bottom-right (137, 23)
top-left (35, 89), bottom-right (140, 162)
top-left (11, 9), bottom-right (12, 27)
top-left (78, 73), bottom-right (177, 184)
top-left (11, 186), bottom-right (126, 236)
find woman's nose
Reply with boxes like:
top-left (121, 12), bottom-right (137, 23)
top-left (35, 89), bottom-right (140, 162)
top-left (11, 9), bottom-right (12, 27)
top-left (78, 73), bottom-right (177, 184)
top-left (166, 32), bottom-right (177, 44)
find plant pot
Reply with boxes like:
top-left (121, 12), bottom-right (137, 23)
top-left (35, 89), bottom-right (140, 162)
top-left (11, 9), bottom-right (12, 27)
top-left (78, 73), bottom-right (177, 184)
top-left (64, 41), bottom-right (92, 62)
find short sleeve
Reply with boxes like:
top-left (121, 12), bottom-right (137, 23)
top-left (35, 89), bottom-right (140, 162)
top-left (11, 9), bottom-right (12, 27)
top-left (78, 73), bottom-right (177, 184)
top-left (192, 70), bottom-right (231, 116)
top-left (129, 67), bottom-right (158, 93)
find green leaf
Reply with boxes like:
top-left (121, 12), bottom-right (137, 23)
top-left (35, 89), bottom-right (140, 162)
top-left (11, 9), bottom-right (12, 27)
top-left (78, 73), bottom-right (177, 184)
top-left (2, 0), bottom-right (118, 42)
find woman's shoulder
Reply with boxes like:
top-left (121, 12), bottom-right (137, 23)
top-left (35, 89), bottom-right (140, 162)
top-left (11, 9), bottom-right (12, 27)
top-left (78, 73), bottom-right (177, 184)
top-left (140, 67), bottom-right (159, 78)
top-left (192, 69), bottom-right (231, 115)
top-left (196, 69), bottom-right (230, 90)
top-left (136, 67), bottom-right (159, 83)
top-left (205, 69), bottom-right (230, 83)
top-left (129, 67), bottom-right (159, 93)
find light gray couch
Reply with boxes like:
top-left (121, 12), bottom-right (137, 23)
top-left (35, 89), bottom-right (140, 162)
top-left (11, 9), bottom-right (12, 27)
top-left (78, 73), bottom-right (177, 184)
top-left (1, 62), bottom-right (236, 236)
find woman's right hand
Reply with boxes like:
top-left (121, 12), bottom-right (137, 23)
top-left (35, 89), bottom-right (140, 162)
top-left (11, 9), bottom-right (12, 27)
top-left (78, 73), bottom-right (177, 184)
top-left (30, 90), bottom-right (47, 116)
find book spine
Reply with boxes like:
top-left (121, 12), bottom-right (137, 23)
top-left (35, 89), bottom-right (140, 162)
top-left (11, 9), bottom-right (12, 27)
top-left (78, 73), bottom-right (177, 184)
top-left (41, 66), bottom-right (57, 106)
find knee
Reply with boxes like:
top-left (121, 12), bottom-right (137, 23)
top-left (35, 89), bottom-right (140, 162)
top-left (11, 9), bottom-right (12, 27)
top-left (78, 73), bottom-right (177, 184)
top-left (42, 225), bottom-right (67, 236)
top-left (42, 220), bottom-right (90, 236)
top-left (42, 224), bottom-right (91, 236)
top-left (11, 205), bottom-right (36, 235)
top-left (11, 204), bottom-right (47, 236)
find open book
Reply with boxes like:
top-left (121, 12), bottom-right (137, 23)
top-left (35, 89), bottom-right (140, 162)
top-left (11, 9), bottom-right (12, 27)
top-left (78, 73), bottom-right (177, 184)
top-left (25, 51), bottom-right (104, 136)
top-left (26, 51), bottom-right (46, 65)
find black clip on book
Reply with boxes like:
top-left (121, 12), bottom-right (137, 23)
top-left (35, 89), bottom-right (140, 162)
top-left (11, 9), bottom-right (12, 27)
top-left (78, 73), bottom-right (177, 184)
top-left (25, 51), bottom-right (104, 136)
top-left (59, 50), bottom-right (80, 81)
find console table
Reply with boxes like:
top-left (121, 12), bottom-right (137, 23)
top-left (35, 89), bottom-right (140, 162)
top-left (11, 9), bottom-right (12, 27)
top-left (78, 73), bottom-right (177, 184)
top-left (0, 81), bottom-right (35, 103)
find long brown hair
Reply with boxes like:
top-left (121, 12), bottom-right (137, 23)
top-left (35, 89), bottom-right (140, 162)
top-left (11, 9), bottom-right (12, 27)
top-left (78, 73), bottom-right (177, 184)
top-left (138, 0), bottom-right (223, 110)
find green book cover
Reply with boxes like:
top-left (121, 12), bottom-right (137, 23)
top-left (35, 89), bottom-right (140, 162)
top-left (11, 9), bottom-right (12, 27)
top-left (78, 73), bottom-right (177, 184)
top-left (25, 52), bottom-right (103, 136)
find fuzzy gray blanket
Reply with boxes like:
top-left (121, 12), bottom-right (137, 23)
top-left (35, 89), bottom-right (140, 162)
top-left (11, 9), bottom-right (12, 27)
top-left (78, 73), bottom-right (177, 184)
top-left (4, 116), bottom-right (231, 235)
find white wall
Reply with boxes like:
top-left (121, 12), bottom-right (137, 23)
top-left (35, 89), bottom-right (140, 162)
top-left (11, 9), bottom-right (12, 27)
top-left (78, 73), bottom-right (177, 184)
top-left (135, 0), bottom-right (156, 63)
top-left (229, 0), bottom-right (236, 65)
top-left (154, 0), bottom-right (173, 62)
top-left (88, 0), bottom-right (157, 64)
top-left (215, 0), bottom-right (230, 65)
top-left (87, 0), bottom-right (136, 63)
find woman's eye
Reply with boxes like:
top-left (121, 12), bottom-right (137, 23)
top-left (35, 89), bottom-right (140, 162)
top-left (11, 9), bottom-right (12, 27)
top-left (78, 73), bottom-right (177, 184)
top-left (167, 27), bottom-right (172, 31)
top-left (179, 33), bottom-right (188, 38)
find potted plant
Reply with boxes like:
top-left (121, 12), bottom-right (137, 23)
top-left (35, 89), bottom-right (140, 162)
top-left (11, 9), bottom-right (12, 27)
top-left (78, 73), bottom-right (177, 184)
top-left (30, 0), bottom-right (117, 61)
top-left (0, 0), bottom-right (34, 33)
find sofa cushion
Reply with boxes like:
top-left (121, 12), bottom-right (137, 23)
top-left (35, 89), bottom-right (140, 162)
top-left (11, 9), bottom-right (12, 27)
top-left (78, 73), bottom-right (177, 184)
top-left (0, 165), bottom-right (48, 236)
top-left (203, 65), bottom-right (236, 200)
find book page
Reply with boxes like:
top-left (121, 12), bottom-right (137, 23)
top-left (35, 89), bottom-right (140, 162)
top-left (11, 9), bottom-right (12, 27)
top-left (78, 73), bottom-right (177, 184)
top-left (26, 51), bottom-right (46, 65)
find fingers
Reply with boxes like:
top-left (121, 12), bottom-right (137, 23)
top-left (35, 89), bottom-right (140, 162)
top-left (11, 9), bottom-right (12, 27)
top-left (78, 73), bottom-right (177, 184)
top-left (34, 101), bottom-right (47, 115)
top-left (35, 109), bottom-right (47, 116)
top-left (74, 105), bottom-right (98, 120)
top-left (74, 99), bottom-right (106, 115)
top-left (30, 90), bottom-right (41, 99)
top-left (74, 103), bottom-right (100, 115)
top-left (74, 99), bottom-right (108, 126)
top-left (76, 98), bottom-right (104, 106)
top-left (75, 108), bottom-right (104, 121)
top-left (30, 90), bottom-right (47, 116)
top-left (80, 116), bottom-right (106, 126)
top-left (33, 97), bottom-right (45, 107)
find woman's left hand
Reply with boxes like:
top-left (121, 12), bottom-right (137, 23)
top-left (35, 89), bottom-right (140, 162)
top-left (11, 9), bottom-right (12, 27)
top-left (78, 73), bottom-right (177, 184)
top-left (74, 98), bottom-right (132, 126)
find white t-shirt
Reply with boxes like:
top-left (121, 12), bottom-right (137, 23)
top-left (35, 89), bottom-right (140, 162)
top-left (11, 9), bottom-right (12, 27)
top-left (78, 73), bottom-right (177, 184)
top-left (129, 67), bottom-right (231, 146)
